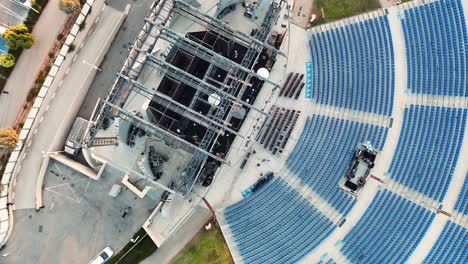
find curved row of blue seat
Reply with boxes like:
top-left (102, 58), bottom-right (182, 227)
top-left (453, 173), bottom-right (468, 214)
top-left (423, 221), bottom-right (467, 263)
top-left (454, 173), bottom-right (468, 215)
top-left (286, 115), bottom-right (388, 215)
top-left (309, 16), bottom-right (395, 115)
top-left (387, 105), bottom-right (467, 201)
top-left (402, 0), bottom-right (468, 96)
top-left (224, 177), bottom-right (335, 264)
top-left (341, 190), bottom-right (435, 263)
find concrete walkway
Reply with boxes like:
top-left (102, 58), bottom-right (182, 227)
top-left (11, 1), bottom-right (122, 210)
top-left (0, 0), bottom-right (67, 128)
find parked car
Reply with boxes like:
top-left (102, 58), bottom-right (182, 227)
top-left (89, 247), bottom-right (114, 264)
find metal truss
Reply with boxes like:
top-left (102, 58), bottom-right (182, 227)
top-left (86, 0), bottom-right (285, 196)
top-left (99, 100), bottom-right (229, 165)
top-left (116, 74), bottom-right (246, 139)
top-left (172, 0), bottom-right (286, 57)
top-left (140, 50), bottom-right (268, 115)
top-left (178, 0), bottom-right (285, 195)
top-left (149, 25), bottom-right (280, 88)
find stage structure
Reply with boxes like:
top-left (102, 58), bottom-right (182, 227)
top-left (83, 0), bottom-right (286, 196)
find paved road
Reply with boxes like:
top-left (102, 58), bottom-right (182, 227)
top-left (12, 3), bottom-right (122, 210)
top-left (0, 0), bottom-right (67, 128)
top-left (2, 160), bottom-right (155, 264)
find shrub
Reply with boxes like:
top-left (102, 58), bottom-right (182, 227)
top-left (0, 128), bottom-right (19, 152)
top-left (59, 0), bottom-right (81, 14)
top-left (79, 21), bottom-right (86, 31)
top-left (2, 24), bottom-right (35, 50)
top-left (26, 88), bottom-right (39, 102)
top-left (68, 44), bottom-right (76, 52)
top-left (0, 53), bottom-right (16, 68)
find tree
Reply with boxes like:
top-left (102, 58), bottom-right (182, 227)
top-left (59, 0), bottom-right (81, 14)
top-left (2, 24), bottom-right (35, 50)
top-left (0, 53), bottom-right (15, 68)
top-left (0, 128), bottom-right (19, 152)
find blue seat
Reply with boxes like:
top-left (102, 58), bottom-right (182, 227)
top-left (308, 16), bottom-right (395, 115)
top-left (387, 105), bottom-right (467, 201)
top-left (286, 115), bottom-right (388, 215)
top-left (401, 0), bottom-right (468, 97)
top-left (224, 178), bottom-right (336, 264)
top-left (423, 221), bottom-right (468, 263)
top-left (341, 190), bottom-right (435, 263)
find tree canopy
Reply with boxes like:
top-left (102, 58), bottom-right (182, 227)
top-left (0, 128), bottom-right (19, 152)
top-left (2, 24), bottom-right (35, 50)
top-left (0, 53), bottom-right (15, 68)
top-left (59, 0), bottom-right (81, 14)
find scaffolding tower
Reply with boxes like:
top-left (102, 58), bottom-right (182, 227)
top-left (85, 0), bottom-right (285, 196)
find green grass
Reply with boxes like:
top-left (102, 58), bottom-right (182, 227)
top-left (313, 0), bottom-right (381, 25)
top-left (107, 228), bottom-right (158, 264)
top-left (171, 221), bottom-right (233, 264)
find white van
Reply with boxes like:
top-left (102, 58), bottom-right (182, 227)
top-left (89, 247), bottom-right (114, 264)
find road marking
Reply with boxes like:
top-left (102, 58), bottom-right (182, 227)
top-left (68, 185), bottom-right (81, 203)
top-left (45, 105), bottom-right (50, 112)
top-left (45, 178), bottom-right (88, 189)
top-left (45, 178), bottom-right (89, 204)
top-left (51, 92), bottom-right (56, 99)
top-left (78, 178), bottom-right (92, 202)
top-left (45, 188), bottom-right (80, 204)
top-left (58, 79), bottom-right (63, 87)
top-left (80, 42), bottom-right (85, 49)
top-left (73, 54), bottom-right (78, 61)
top-left (39, 116), bottom-right (44, 123)
top-left (54, 163), bottom-right (64, 175)
top-left (34, 129), bottom-right (38, 135)
top-left (65, 68), bottom-right (71, 75)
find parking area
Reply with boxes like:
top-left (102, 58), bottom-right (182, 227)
top-left (2, 160), bottom-right (156, 264)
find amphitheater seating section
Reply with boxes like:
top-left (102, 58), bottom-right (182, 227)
top-left (453, 173), bottom-right (468, 214)
top-left (341, 190), bottom-right (435, 263)
top-left (286, 115), bottom-right (388, 215)
top-left (387, 105), bottom-right (467, 201)
top-left (258, 106), bottom-right (300, 155)
top-left (224, 177), bottom-right (335, 264)
top-left (402, 0), bottom-right (468, 96)
top-left (222, 1), bottom-right (468, 262)
top-left (309, 15), bottom-right (395, 115)
top-left (423, 221), bottom-right (468, 263)
top-left (279, 72), bottom-right (305, 99)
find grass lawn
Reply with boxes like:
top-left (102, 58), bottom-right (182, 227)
top-left (313, 0), bottom-right (381, 24)
top-left (171, 221), bottom-right (233, 264)
top-left (107, 228), bottom-right (158, 264)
